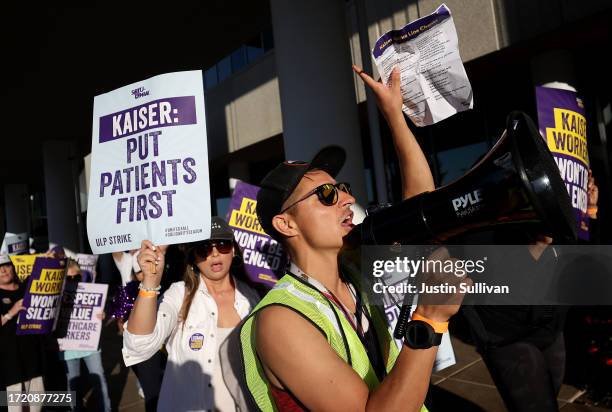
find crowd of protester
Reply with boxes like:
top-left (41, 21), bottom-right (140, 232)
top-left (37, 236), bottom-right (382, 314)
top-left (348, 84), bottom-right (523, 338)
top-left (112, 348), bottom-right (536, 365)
top-left (1, 64), bottom-right (610, 412)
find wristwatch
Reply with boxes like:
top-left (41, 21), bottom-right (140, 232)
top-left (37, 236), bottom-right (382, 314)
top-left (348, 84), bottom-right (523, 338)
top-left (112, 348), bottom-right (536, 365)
top-left (403, 313), bottom-right (447, 349)
top-left (404, 320), bottom-right (442, 349)
top-left (403, 320), bottom-right (443, 349)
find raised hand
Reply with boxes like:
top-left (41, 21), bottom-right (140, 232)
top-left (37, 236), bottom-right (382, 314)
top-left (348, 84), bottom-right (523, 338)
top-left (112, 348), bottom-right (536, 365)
top-left (353, 64), bottom-right (434, 198)
top-left (136, 240), bottom-right (166, 289)
top-left (353, 64), bottom-right (403, 120)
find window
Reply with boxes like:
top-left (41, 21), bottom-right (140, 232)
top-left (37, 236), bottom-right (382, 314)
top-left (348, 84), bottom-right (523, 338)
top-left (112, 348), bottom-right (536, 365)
top-left (204, 66), bottom-right (218, 89)
top-left (231, 46), bottom-right (247, 72)
top-left (203, 27), bottom-right (274, 90)
top-left (246, 34), bottom-right (264, 62)
top-left (217, 56), bottom-right (232, 82)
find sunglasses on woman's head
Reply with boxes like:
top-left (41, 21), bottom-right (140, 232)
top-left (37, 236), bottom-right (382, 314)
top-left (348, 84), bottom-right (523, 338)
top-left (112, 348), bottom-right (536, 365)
top-left (193, 239), bottom-right (233, 258)
top-left (280, 182), bottom-right (351, 213)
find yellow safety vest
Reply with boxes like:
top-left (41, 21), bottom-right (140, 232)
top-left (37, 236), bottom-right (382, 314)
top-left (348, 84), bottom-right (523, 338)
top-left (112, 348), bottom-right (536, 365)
top-left (239, 272), bottom-right (428, 411)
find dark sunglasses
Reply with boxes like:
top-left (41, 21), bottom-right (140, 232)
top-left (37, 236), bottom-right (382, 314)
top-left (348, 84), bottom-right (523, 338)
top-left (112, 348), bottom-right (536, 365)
top-left (193, 239), bottom-right (233, 258)
top-left (280, 182), bottom-right (351, 213)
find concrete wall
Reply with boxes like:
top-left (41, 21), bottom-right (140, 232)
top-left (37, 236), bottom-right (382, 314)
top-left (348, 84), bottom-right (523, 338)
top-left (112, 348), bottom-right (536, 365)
top-left (205, 52), bottom-right (283, 159)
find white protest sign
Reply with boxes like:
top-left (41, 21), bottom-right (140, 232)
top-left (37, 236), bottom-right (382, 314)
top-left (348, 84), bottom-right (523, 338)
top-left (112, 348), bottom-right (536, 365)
top-left (372, 4), bottom-right (473, 126)
top-left (57, 282), bottom-right (108, 351)
top-left (2, 232), bottom-right (29, 255)
top-left (87, 71), bottom-right (211, 253)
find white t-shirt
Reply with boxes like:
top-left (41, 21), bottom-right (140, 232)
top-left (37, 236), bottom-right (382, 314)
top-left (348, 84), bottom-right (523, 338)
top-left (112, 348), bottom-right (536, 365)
top-left (212, 327), bottom-right (235, 412)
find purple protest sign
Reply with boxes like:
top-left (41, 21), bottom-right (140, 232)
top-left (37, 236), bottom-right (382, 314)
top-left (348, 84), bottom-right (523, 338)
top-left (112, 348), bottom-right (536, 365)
top-left (227, 182), bottom-right (286, 287)
top-left (536, 86), bottom-right (590, 240)
top-left (16, 257), bottom-right (67, 335)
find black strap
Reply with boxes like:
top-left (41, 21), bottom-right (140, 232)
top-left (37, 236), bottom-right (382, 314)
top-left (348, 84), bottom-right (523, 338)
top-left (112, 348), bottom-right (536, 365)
top-left (354, 289), bottom-right (387, 381)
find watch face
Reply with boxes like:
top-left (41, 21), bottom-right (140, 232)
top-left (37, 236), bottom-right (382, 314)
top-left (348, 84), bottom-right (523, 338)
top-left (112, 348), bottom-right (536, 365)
top-left (405, 320), bottom-right (435, 349)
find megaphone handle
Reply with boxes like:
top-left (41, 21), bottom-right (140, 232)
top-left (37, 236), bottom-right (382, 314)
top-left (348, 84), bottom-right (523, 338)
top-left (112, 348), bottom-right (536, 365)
top-left (393, 244), bottom-right (435, 340)
top-left (393, 298), bottom-right (412, 340)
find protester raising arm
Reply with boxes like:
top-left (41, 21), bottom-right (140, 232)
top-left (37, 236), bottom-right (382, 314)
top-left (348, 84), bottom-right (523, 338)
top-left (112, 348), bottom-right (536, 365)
top-left (353, 65), bottom-right (435, 199)
top-left (252, 167), bottom-right (468, 411)
top-left (125, 217), bottom-right (259, 411)
top-left (126, 241), bottom-right (167, 335)
top-left (122, 241), bottom-right (175, 366)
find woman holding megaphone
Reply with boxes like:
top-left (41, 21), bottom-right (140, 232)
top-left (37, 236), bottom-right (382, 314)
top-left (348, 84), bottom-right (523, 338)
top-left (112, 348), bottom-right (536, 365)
top-left (123, 217), bottom-right (260, 412)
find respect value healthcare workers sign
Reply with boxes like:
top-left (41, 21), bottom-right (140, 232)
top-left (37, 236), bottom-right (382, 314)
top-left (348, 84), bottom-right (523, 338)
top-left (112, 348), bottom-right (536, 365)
top-left (56, 282), bottom-right (108, 351)
top-left (87, 71), bottom-right (211, 253)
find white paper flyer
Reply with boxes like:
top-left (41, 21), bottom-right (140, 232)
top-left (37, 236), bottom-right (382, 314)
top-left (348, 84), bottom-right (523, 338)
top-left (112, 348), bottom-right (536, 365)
top-left (372, 4), bottom-right (473, 126)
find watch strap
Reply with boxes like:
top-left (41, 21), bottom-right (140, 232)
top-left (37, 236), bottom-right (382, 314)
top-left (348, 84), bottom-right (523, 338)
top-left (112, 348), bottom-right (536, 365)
top-left (411, 313), bottom-right (449, 333)
top-left (432, 331), bottom-right (443, 346)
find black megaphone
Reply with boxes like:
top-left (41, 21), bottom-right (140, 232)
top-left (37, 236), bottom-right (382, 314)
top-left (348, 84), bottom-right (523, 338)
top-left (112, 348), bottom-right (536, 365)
top-left (347, 111), bottom-right (577, 246)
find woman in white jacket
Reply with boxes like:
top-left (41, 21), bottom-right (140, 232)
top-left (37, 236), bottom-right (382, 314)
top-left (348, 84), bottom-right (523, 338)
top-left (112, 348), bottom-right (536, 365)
top-left (123, 217), bottom-right (260, 411)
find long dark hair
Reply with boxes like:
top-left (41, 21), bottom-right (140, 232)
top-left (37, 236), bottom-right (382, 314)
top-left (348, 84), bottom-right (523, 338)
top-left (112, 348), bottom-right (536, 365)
top-left (178, 240), bottom-right (249, 325)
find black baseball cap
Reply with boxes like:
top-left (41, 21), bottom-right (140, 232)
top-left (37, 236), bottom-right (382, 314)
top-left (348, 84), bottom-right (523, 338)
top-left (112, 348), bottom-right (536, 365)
top-left (210, 216), bottom-right (235, 241)
top-left (256, 146), bottom-right (346, 241)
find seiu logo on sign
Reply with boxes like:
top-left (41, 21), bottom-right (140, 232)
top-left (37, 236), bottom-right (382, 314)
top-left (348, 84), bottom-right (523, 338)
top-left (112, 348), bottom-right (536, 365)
top-left (452, 189), bottom-right (482, 212)
top-left (131, 87), bottom-right (150, 99)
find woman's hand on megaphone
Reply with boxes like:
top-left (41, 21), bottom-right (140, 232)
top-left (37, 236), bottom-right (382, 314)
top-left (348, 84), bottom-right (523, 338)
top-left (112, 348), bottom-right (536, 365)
top-left (414, 247), bottom-right (472, 322)
top-left (137, 240), bottom-right (166, 289)
top-left (352, 64), bottom-right (403, 121)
